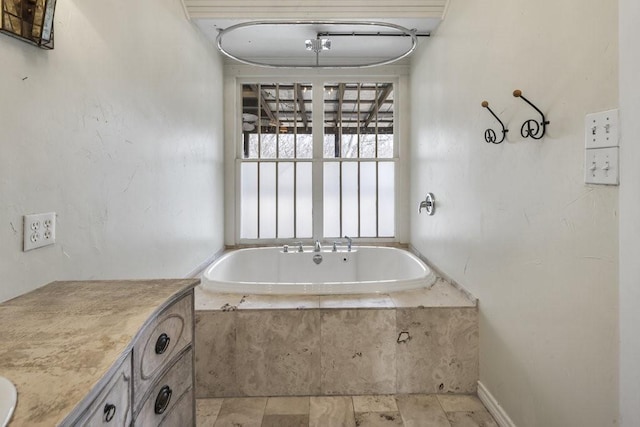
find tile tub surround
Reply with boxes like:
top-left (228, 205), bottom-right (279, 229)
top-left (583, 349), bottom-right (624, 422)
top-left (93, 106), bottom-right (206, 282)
top-left (195, 279), bottom-right (478, 397)
top-left (195, 394), bottom-right (498, 427)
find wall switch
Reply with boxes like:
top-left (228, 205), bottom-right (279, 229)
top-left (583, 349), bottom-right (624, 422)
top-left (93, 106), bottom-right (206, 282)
top-left (23, 212), bottom-right (56, 251)
top-left (585, 147), bottom-right (619, 185)
top-left (585, 109), bottom-right (619, 149)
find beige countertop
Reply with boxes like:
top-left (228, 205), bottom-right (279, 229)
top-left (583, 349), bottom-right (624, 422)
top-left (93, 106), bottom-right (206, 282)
top-left (0, 279), bottom-right (198, 426)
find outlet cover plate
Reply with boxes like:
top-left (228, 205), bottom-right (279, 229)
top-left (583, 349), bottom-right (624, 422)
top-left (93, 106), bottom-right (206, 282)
top-left (585, 147), bottom-right (619, 185)
top-left (23, 212), bottom-right (56, 251)
top-left (585, 109), bottom-right (619, 149)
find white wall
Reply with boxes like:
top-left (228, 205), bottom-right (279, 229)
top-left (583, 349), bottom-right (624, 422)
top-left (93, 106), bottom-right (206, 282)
top-left (410, 1), bottom-right (618, 426)
top-left (0, 0), bottom-right (225, 302)
top-left (618, 0), bottom-right (640, 425)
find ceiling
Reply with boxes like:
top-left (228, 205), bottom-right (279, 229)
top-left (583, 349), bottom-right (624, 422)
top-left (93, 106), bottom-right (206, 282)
top-left (181, 0), bottom-right (448, 67)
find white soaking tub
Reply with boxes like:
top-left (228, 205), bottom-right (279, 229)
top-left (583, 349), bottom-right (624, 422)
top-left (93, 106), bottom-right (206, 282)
top-left (201, 246), bottom-right (436, 295)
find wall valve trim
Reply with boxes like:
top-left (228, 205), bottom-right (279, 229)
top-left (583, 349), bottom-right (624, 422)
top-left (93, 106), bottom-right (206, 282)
top-left (419, 193), bottom-right (436, 215)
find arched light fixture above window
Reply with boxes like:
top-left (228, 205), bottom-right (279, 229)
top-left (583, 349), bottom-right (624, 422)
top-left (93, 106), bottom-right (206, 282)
top-left (216, 20), bottom-right (420, 69)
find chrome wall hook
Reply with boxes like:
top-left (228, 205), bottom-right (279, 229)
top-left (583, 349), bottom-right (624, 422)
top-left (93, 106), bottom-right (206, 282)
top-left (419, 193), bottom-right (436, 215)
top-left (513, 89), bottom-right (549, 140)
top-left (481, 101), bottom-right (508, 144)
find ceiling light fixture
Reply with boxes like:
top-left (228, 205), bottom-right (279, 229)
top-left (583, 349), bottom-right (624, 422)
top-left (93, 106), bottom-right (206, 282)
top-left (216, 20), bottom-right (419, 69)
top-left (305, 38), bottom-right (331, 53)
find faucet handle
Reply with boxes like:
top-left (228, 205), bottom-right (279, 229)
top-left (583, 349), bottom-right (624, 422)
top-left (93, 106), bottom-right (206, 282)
top-left (343, 235), bottom-right (353, 252)
top-left (293, 241), bottom-right (304, 252)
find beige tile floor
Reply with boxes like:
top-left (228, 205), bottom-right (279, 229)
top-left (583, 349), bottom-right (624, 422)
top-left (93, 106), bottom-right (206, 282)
top-left (196, 394), bottom-right (498, 427)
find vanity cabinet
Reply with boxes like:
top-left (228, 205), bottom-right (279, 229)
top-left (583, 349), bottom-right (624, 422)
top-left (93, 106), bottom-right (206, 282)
top-left (132, 293), bottom-right (194, 425)
top-left (64, 291), bottom-right (195, 427)
top-left (72, 354), bottom-right (133, 426)
top-left (0, 279), bottom-right (199, 427)
top-left (133, 348), bottom-right (194, 426)
top-left (133, 293), bottom-right (193, 414)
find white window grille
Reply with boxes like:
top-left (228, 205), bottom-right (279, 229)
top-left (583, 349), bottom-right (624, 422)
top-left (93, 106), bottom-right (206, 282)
top-left (239, 82), bottom-right (396, 240)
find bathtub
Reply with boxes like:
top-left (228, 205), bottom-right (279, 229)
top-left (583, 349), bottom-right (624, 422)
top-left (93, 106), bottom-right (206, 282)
top-left (201, 246), bottom-right (436, 295)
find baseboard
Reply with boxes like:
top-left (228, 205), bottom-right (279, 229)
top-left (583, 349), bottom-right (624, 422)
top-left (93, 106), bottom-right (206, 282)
top-left (185, 248), bottom-right (226, 279)
top-left (477, 381), bottom-right (517, 427)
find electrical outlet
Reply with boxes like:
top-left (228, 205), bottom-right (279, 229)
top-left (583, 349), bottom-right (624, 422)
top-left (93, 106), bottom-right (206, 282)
top-left (585, 109), bottom-right (619, 149)
top-left (585, 147), bottom-right (619, 185)
top-left (23, 212), bottom-right (56, 251)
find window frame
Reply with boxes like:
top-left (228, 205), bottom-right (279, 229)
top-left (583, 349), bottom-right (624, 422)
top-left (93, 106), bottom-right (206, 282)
top-left (227, 72), bottom-right (409, 246)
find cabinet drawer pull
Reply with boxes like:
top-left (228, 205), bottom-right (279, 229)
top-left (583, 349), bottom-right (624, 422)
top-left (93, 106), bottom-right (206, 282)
top-left (103, 403), bottom-right (116, 422)
top-left (154, 385), bottom-right (172, 415)
top-left (155, 333), bottom-right (171, 355)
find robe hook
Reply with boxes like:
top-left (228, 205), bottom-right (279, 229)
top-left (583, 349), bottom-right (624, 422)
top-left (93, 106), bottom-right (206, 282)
top-left (513, 90), bottom-right (549, 140)
top-left (481, 101), bottom-right (508, 144)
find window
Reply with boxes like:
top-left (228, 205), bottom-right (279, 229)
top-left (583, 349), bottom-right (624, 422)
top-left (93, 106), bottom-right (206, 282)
top-left (322, 83), bottom-right (395, 238)
top-left (239, 82), bottom-right (396, 241)
top-left (239, 83), bottom-right (313, 239)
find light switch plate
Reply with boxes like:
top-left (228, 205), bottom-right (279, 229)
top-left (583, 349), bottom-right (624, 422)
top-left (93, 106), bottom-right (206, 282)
top-left (23, 212), bottom-right (56, 251)
top-left (585, 109), bottom-right (619, 149)
top-left (585, 147), bottom-right (619, 185)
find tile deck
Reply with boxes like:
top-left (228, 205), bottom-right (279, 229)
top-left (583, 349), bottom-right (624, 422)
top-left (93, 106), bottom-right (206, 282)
top-left (195, 278), bottom-right (476, 312)
top-left (196, 394), bottom-right (498, 427)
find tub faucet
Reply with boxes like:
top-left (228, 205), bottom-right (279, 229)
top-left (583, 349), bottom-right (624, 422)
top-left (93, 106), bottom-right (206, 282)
top-left (344, 235), bottom-right (352, 252)
top-left (294, 242), bottom-right (303, 252)
top-left (314, 240), bottom-right (322, 252)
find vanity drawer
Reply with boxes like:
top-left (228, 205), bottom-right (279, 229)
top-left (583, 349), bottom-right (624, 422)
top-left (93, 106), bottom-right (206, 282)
top-left (72, 353), bottom-right (132, 426)
top-left (133, 292), bottom-right (193, 408)
top-left (133, 347), bottom-right (194, 426)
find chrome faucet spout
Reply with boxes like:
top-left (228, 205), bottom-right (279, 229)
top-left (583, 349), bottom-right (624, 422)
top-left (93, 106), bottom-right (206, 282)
top-left (344, 235), bottom-right (352, 252)
top-left (314, 240), bottom-right (322, 252)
